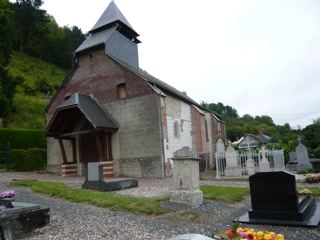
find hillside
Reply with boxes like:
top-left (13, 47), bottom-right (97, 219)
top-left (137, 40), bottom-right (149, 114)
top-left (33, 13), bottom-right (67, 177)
top-left (6, 52), bottom-right (68, 129)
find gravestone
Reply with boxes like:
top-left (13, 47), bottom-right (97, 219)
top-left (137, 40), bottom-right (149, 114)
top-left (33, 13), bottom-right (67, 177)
top-left (296, 142), bottom-right (312, 172)
top-left (170, 147), bottom-right (203, 208)
top-left (82, 162), bottom-right (138, 191)
top-left (225, 144), bottom-right (241, 177)
top-left (259, 146), bottom-right (270, 172)
top-left (168, 234), bottom-right (212, 240)
top-left (216, 139), bottom-right (225, 153)
top-left (237, 171), bottom-right (320, 227)
top-left (246, 150), bottom-right (255, 176)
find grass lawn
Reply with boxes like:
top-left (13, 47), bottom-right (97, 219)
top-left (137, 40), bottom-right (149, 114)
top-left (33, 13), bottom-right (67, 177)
top-left (10, 180), bottom-right (169, 215)
top-left (201, 185), bottom-right (250, 202)
top-left (10, 180), bottom-right (319, 215)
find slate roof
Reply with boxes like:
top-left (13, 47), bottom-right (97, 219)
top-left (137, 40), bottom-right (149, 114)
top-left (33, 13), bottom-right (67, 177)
top-left (76, 1), bottom-right (140, 55)
top-left (234, 133), bottom-right (272, 148)
top-left (75, 28), bottom-right (115, 54)
top-left (89, 1), bottom-right (138, 36)
top-left (46, 93), bottom-right (119, 137)
top-left (90, 1), bottom-right (132, 32)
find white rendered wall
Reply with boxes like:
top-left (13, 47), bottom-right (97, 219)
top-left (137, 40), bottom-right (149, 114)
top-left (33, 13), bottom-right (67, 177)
top-left (164, 96), bottom-right (192, 163)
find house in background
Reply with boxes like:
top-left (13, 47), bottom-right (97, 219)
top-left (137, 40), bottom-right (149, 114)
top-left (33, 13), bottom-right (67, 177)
top-left (232, 132), bottom-right (271, 149)
top-left (45, 1), bottom-right (226, 178)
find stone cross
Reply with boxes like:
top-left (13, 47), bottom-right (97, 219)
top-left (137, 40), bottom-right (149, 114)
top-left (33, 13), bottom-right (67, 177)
top-left (246, 145), bottom-right (255, 175)
top-left (259, 146), bottom-right (270, 172)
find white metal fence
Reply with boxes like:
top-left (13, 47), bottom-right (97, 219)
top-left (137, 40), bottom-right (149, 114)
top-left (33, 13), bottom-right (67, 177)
top-left (215, 149), bottom-right (285, 179)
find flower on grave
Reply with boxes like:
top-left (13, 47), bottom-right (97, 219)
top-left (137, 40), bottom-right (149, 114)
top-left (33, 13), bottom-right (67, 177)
top-left (298, 188), bottom-right (312, 195)
top-left (304, 174), bottom-right (319, 183)
top-left (212, 222), bottom-right (285, 240)
top-left (0, 189), bottom-right (16, 199)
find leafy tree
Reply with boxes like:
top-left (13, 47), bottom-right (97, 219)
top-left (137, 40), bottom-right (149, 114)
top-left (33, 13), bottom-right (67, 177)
top-left (0, 0), bottom-right (16, 118)
top-left (201, 101), bottom-right (238, 119)
top-left (303, 123), bottom-right (320, 150)
top-left (9, 0), bottom-right (48, 54)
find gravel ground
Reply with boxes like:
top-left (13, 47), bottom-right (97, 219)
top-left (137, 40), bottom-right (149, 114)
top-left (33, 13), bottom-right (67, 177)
top-left (0, 172), bottom-right (319, 240)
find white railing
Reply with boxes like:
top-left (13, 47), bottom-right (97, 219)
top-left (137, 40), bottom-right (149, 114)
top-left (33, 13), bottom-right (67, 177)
top-left (215, 148), bottom-right (285, 179)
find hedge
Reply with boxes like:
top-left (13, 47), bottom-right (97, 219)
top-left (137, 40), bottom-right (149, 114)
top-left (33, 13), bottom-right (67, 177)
top-left (0, 128), bottom-right (46, 150)
top-left (10, 148), bottom-right (46, 171)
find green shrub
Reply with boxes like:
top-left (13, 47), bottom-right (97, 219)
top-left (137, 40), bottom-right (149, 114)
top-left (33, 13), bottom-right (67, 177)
top-left (0, 128), bottom-right (46, 149)
top-left (11, 148), bottom-right (46, 171)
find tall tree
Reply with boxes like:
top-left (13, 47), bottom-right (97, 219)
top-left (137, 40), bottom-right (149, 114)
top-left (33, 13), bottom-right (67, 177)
top-left (201, 101), bottom-right (238, 119)
top-left (0, 0), bottom-right (13, 118)
top-left (9, 0), bottom-right (48, 54)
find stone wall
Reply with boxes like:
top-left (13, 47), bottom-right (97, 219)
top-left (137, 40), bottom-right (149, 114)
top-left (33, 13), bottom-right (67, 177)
top-left (105, 94), bottom-right (164, 178)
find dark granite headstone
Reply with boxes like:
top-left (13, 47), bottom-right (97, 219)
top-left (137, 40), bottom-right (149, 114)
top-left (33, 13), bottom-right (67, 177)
top-left (237, 171), bottom-right (320, 227)
top-left (249, 171), bottom-right (299, 215)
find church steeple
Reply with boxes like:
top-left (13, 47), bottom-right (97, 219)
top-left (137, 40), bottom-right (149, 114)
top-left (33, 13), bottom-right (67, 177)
top-left (75, 1), bottom-right (141, 68)
top-left (89, 1), bottom-right (140, 43)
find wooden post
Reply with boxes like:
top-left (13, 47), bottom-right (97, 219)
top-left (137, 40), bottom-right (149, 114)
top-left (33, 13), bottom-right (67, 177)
top-left (107, 134), bottom-right (113, 160)
top-left (71, 138), bottom-right (77, 163)
top-left (58, 138), bottom-right (67, 163)
top-left (95, 134), bottom-right (104, 162)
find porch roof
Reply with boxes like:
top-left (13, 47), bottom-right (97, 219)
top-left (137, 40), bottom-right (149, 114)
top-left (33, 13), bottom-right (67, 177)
top-left (46, 93), bottom-right (119, 138)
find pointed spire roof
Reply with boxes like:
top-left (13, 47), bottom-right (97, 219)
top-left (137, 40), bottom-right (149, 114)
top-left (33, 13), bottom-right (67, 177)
top-left (89, 1), bottom-right (137, 36)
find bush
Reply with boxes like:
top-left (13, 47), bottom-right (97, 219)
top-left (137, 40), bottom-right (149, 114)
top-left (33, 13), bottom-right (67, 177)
top-left (11, 148), bottom-right (46, 171)
top-left (0, 128), bottom-right (46, 149)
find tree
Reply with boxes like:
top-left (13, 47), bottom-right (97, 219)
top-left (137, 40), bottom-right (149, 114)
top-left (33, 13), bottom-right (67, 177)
top-left (0, 0), bottom-right (22, 120)
top-left (0, 0), bottom-right (14, 118)
top-left (9, 0), bottom-right (48, 54)
top-left (303, 123), bottom-right (320, 149)
top-left (201, 101), bottom-right (238, 119)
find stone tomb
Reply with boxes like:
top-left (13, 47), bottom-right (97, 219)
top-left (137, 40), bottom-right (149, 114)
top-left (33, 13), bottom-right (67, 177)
top-left (237, 171), bottom-right (320, 227)
top-left (0, 201), bottom-right (49, 240)
top-left (82, 162), bottom-right (138, 191)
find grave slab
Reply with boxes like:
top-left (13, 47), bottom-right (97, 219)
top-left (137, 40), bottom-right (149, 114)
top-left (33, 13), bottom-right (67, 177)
top-left (82, 162), bottom-right (138, 191)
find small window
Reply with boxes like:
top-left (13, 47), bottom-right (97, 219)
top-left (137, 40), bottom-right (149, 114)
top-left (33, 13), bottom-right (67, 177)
top-left (64, 93), bottom-right (72, 101)
top-left (117, 83), bottom-right (127, 99)
top-left (174, 120), bottom-right (180, 138)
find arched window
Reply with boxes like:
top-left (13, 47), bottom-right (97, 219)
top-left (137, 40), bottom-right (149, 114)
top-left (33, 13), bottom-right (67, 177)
top-left (204, 119), bottom-right (209, 141)
top-left (174, 120), bottom-right (180, 138)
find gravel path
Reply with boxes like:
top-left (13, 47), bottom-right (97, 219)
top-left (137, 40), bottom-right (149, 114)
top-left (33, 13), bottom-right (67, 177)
top-left (0, 172), bottom-right (319, 240)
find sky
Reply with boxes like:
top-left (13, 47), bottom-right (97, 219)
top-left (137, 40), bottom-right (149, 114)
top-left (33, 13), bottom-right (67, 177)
top-left (41, 0), bottom-right (320, 129)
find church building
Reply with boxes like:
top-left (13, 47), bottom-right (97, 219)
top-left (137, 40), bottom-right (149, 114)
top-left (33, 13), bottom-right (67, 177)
top-left (45, 1), bottom-right (226, 178)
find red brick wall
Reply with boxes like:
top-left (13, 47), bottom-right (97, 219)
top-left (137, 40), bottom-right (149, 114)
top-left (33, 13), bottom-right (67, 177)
top-left (211, 115), bottom-right (227, 152)
top-left (191, 107), bottom-right (208, 153)
top-left (47, 49), bottom-right (154, 114)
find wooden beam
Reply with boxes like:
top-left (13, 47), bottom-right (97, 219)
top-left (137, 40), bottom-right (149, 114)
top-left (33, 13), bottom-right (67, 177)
top-left (58, 138), bottom-right (68, 164)
top-left (59, 129), bottom-right (96, 138)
